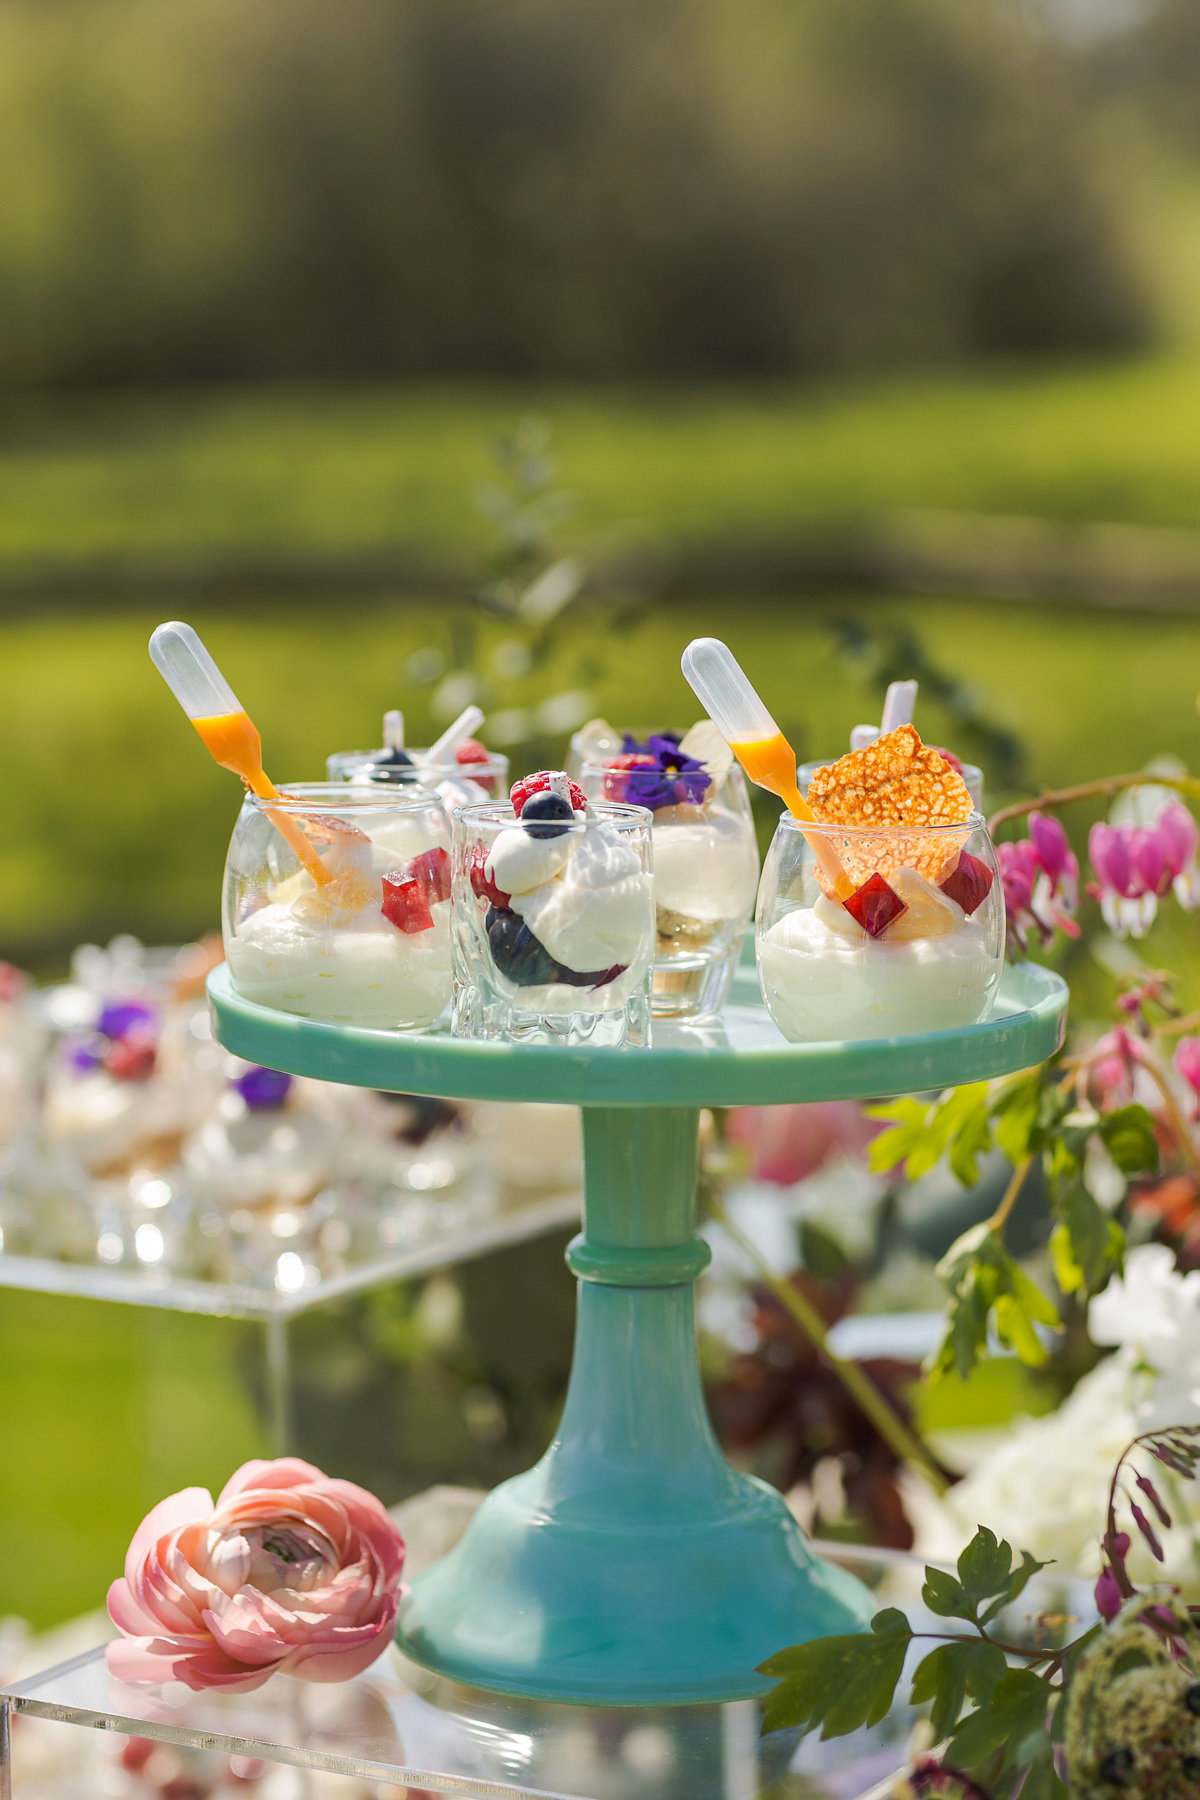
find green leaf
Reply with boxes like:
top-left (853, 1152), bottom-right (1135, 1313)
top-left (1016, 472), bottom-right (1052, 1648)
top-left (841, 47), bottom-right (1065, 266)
top-left (921, 1565), bottom-right (973, 1622)
top-left (991, 1072), bottom-right (1043, 1163)
top-left (758, 1610), bottom-right (912, 1738)
top-left (948, 1667), bottom-right (1051, 1771)
top-left (1054, 1180), bottom-right (1125, 1294)
top-left (868, 1085), bottom-right (990, 1183)
top-left (866, 1098), bottom-right (932, 1175)
top-left (979, 1549), bottom-right (1051, 1626)
top-left (957, 1526), bottom-right (1013, 1607)
top-left (1009, 1263), bottom-right (1063, 1330)
top-left (994, 1293), bottom-right (1049, 1366)
top-left (1018, 1746), bottom-right (1067, 1800)
top-left (910, 1640), bottom-right (1007, 1741)
top-left (1098, 1103), bottom-right (1160, 1176)
top-left (949, 1101), bottom-right (993, 1186)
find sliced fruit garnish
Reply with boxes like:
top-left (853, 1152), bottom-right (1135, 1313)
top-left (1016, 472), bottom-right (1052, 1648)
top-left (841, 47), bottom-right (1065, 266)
top-left (843, 872), bottom-right (907, 938)
top-left (411, 845), bottom-right (452, 903)
top-left (469, 844), bottom-right (510, 909)
top-left (382, 874), bottom-right (435, 934)
top-left (601, 753), bottom-right (655, 802)
top-left (293, 868), bottom-right (377, 920)
top-left (884, 866), bottom-right (963, 940)
top-left (938, 850), bottom-right (995, 917)
top-left (511, 771), bottom-right (587, 816)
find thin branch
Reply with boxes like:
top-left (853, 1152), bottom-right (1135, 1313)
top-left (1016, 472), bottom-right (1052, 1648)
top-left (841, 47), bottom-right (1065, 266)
top-left (707, 1195), bottom-right (953, 1497)
top-left (988, 771), bottom-right (1200, 836)
top-left (1139, 1054), bottom-right (1200, 1173)
top-left (989, 1155), bottom-right (1033, 1236)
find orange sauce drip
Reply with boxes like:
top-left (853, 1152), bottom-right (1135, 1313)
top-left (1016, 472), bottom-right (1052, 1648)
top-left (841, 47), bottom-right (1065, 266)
top-left (193, 710), bottom-right (333, 885)
top-left (731, 732), bottom-right (856, 901)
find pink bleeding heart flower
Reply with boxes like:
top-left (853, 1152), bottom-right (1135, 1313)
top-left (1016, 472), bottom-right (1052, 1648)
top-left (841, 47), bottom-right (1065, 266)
top-left (1089, 799), bottom-right (1200, 938)
top-left (1094, 1532), bottom-right (1130, 1622)
top-left (1175, 1037), bottom-right (1200, 1114)
top-left (1082, 1024), bottom-right (1144, 1111)
top-left (106, 1458), bottom-right (405, 1693)
top-left (997, 812), bottom-right (1079, 953)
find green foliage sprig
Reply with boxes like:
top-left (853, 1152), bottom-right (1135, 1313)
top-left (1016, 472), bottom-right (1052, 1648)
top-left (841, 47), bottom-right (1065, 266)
top-left (760, 1427), bottom-right (1200, 1800)
top-left (867, 1066), bottom-right (1158, 1384)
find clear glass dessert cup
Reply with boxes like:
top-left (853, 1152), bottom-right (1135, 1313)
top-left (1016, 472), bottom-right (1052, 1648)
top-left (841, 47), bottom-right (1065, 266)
top-left (326, 746), bottom-right (509, 801)
top-left (223, 783), bottom-right (453, 1031)
top-left (579, 759), bottom-right (759, 1018)
top-left (755, 812), bottom-right (1004, 1044)
top-left (451, 800), bottom-right (655, 1048)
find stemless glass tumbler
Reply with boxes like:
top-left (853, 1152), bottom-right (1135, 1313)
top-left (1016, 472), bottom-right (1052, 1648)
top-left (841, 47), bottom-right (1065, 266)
top-left (327, 747), bottom-right (510, 801)
top-left (578, 759), bottom-right (759, 1018)
top-left (223, 784), bottom-right (453, 1030)
top-left (451, 800), bottom-right (655, 1047)
top-left (755, 812), bottom-right (1004, 1043)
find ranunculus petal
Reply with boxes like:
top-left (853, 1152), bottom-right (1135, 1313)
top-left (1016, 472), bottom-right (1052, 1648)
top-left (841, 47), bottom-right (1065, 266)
top-left (123, 1488), bottom-right (213, 1591)
top-left (216, 1460), bottom-right (327, 1507)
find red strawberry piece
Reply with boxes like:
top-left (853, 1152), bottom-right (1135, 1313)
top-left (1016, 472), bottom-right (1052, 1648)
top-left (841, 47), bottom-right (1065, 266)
top-left (455, 738), bottom-right (491, 766)
top-left (843, 872), bottom-right (907, 938)
top-left (105, 1038), bottom-right (157, 1081)
top-left (511, 771), bottom-right (587, 816)
top-left (411, 845), bottom-right (452, 904)
top-left (938, 849), bottom-right (994, 917)
top-left (0, 962), bottom-right (27, 1003)
top-left (591, 964), bottom-right (624, 989)
top-left (934, 747), bottom-right (965, 776)
top-left (382, 873), bottom-right (434, 934)
top-left (468, 843), bottom-right (510, 908)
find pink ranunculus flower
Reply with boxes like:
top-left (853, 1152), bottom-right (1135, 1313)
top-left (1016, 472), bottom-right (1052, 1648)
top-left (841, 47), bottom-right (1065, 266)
top-left (106, 1458), bottom-right (405, 1693)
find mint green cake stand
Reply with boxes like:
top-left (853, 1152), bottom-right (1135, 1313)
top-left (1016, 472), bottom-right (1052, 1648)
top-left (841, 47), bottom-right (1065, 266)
top-left (208, 959), bottom-right (1067, 1707)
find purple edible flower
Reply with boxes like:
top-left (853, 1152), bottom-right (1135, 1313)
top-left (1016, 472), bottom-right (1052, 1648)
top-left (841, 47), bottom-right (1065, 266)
top-left (614, 733), bottom-right (711, 811)
top-left (233, 1066), bottom-right (293, 1110)
top-left (97, 998), bottom-right (158, 1041)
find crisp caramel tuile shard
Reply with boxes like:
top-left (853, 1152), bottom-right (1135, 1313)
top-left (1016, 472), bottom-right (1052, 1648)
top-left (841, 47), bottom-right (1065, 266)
top-left (806, 725), bottom-right (972, 829)
top-left (806, 724), bottom-right (974, 891)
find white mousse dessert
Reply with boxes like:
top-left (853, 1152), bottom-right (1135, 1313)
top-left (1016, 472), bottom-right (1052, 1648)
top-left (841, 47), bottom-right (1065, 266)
top-left (755, 725), bottom-right (1003, 1044)
top-left (226, 815), bottom-right (452, 1029)
top-left (759, 891), bottom-right (1000, 1043)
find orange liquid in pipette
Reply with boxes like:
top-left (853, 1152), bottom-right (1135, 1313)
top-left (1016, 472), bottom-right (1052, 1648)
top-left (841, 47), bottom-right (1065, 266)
top-left (193, 711), bottom-right (274, 796)
top-left (731, 732), bottom-right (856, 901)
top-left (193, 711), bottom-right (333, 885)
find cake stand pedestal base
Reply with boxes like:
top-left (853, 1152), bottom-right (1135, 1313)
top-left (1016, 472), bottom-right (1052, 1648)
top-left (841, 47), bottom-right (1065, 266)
top-left (395, 1106), bottom-right (872, 1704)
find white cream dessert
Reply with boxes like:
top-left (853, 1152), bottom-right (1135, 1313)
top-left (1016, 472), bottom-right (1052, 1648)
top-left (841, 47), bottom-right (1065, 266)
top-left (755, 726), bottom-right (1003, 1044)
top-left (759, 891), bottom-right (1000, 1043)
top-left (226, 812), bottom-right (452, 1029)
top-left (467, 774), bottom-right (655, 1015)
top-left (586, 719), bottom-right (759, 954)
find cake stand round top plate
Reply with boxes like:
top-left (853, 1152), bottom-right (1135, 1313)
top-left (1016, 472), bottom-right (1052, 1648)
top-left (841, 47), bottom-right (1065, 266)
top-left (207, 959), bottom-right (1067, 1108)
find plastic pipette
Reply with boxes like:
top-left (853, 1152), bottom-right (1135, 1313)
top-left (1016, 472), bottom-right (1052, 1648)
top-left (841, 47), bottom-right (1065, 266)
top-left (420, 705), bottom-right (485, 769)
top-left (681, 638), bottom-right (854, 900)
top-left (148, 621), bottom-right (333, 886)
top-left (383, 710), bottom-right (405, 751)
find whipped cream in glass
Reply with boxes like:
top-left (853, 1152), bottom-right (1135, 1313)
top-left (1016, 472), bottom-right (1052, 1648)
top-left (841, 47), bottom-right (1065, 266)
top-left (756, 813), bottom-right (1004, 1044)
top-left (578, 720), bottom-right (759, 1018)
top-left (223, 784), bottom-right (453, 1030)
top-left (451, 792), bottom-right (654, 1047)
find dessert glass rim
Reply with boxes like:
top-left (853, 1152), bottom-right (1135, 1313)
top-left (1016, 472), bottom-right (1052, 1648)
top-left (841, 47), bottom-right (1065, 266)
top-left (457, 798), bottom-right (653, 830)
top-left (775, 807), bottom-right (987, 839)
top-left (245, 781), bottom-right (443, 814)
top-left (333, 746), bottom-right (509, 771)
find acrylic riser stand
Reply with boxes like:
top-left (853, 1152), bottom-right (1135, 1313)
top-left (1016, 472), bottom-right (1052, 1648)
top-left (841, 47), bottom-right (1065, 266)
top-left (205, 954), bottom-right (1067, 1710)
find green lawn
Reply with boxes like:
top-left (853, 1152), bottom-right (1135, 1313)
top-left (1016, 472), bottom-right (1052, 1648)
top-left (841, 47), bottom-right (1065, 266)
top-left (3, 352), bottom-right (1200, 577)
